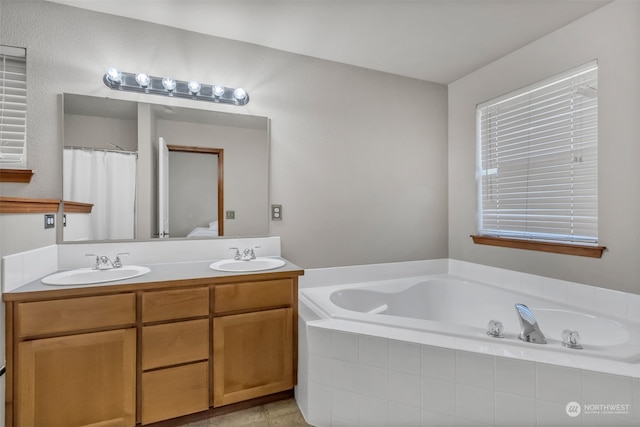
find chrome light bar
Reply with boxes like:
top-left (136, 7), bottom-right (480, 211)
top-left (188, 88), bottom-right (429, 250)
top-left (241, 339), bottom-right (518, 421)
top-left (103, 68), bottom-right (249, 106)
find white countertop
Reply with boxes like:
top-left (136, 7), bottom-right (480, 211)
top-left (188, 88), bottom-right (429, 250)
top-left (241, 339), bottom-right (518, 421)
top-left (6, 257), bottom-right (304, 295)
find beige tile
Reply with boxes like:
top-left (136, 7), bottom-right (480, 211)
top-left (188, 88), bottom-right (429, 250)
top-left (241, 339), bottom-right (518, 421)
top-left (176, 399), bottom-right (312, 427)
top-left (186, 420), bottom-right (211, 427)
top-left (268, 411), bottom-right (313, 427)
top-left (208, 406), bottom-right (269, 427)
top-left (264, 398), bottom-right (301, 420)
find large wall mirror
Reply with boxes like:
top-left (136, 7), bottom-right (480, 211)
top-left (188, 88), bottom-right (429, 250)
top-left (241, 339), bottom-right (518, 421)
top-left (61, 93), bottom-right (269, 242)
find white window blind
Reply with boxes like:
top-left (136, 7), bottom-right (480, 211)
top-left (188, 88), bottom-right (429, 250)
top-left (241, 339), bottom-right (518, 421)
top-left (0, 46), bottom-right (27, 169)
top-left (477, 61), bottom-right (598, 244)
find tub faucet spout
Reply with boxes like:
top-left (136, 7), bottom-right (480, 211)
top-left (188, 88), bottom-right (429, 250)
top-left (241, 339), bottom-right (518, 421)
top-left (515, 303), bottom-right (547, 344)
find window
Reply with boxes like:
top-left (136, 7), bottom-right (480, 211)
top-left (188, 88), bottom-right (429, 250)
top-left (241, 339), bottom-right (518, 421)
top-left (1, 45), bottom-right (27, 169)
top-left (476, 61), bottom-right (598, 246)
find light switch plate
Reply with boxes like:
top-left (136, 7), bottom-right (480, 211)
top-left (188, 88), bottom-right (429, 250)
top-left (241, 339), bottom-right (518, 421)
top-left (44, 214), bottom-right (55, 229)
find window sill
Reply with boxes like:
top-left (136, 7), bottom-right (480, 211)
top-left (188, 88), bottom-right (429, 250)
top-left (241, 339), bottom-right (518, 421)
top-left (470, 235), bottom-right (606, 258)
top-left (0, 169), bottom-right (34, 183)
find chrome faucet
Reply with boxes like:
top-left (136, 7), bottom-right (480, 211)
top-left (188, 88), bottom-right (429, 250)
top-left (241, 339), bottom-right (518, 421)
top-left (86, 253), bottom-right (128, 270)
top-left (241, 248), bottom-right (255, 260)
top-left (229, 246), bottom-right (260, 261)
top-left (515, 303), bottom-right (547, 344)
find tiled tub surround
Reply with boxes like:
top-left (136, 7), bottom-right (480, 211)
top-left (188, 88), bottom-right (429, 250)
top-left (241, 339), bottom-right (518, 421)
top-left (296, 259), bottom-right (640, 427)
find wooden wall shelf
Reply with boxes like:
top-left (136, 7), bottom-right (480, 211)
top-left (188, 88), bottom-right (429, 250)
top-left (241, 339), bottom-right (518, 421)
top-left (0, 197), bottom-right (60, 214)
top-left (62, 201), bottom-right (93, 213)
top-left (0, 169), bottom-right (34, 183)
top-left (0, 198), bottom-right (94, 214)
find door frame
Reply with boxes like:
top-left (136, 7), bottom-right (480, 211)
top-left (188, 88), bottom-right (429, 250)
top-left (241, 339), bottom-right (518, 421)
top-left (166, 144), bottom-right (224, 236)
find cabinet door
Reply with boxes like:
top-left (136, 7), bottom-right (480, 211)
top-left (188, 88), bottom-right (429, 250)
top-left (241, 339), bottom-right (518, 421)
top-left (16, 329), bottom-right (136, 427)
top-left (213, 308), bottom-right (293, 407)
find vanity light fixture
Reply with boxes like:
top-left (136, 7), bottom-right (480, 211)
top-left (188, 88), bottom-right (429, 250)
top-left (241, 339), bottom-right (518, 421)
top-left (187, 80), bottom-right (201, 95)
top-left (103, 68), bottom-right (250, 106)
top-left (234, 88), bottom-right (247, 101)
top-left (161, 77), bottom-right (176, 92)
top-left (135, 73), bottom-right (150, 88)
top-left (212, 84), bottom-right (225, 97)
top-left (105, 67), bottom-right (122, 84)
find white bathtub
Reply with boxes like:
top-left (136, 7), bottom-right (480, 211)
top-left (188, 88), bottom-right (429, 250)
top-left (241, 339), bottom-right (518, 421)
top-left (301, 275), bottom-right (640, 363)
top-left (296, 261), bottom-right (640, 426)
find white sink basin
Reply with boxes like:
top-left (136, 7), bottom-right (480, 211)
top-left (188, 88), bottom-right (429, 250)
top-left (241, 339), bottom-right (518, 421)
top-left (209, 257), bottom-right (286, 272)
top-left (42, 265), bottom-right (151, 286)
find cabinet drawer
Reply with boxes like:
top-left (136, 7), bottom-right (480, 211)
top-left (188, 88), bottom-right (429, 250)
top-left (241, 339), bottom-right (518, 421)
top-left (142, 287), bottom-right (209, 323)
top-left (17, 293), bottom-right (135, 337)
top-left (141, 362), bottom-right (209, 425)
top-left (214, 279), bottom-right (293, 314)
top-left (142, 319), bottom-right (209, 370)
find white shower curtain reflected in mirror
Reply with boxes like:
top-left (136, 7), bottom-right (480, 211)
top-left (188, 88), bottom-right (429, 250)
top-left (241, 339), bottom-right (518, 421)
top-left (63, 148), bottom-right (137, 240)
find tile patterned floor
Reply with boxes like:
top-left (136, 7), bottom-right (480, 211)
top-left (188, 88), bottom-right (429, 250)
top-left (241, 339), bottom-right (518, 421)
top-left (179, 399), bottom-right (313, 427)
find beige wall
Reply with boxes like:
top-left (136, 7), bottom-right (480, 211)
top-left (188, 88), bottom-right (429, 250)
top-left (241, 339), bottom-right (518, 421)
top-left (448, 0), bottom-right (640, 293)
top-left (0, 0), bottom-right (449, 268)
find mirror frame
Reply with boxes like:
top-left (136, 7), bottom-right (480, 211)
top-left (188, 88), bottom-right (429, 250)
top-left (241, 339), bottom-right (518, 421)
top-left (60, 93), bottom-right (270, 244)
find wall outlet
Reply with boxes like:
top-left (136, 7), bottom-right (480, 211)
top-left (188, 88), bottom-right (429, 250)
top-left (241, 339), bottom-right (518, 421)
top-left (44, 214), bottom-right (55, 229)
top-left (271, 204), bottom-right (282, 221)
top-left (226, 210), bottom-right (235, 220)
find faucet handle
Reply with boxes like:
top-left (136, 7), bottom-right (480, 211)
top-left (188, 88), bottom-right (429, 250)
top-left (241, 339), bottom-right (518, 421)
top-left (85, 253), bottom-right (100, 269)
top-left (561, 330), bottom-right (583, 349)
top-left (486, 320), bottom-right (504, 338)
top-left (113, 252), bottom-right (129, 268)
top-left (250, 245), bottom-right (262, 259)
top-left (229, 247), bottom-right (241, 260)
top-left (249, 245), bottom-right (261, 259)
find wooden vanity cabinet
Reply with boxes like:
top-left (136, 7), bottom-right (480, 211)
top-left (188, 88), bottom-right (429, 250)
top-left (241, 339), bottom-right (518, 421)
top-left (4, 270), bottom-right (302, 427)
top-left (12, 294), bottom-right (137, 427)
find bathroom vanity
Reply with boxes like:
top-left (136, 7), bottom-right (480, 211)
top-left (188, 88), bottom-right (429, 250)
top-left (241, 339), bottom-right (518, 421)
top-left (2, 259), bottom-right (303, 427)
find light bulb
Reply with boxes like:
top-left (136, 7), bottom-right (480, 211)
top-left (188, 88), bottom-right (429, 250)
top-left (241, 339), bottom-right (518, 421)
top-left (188, 80), bottom-right (201, 95)
top-left (212, 85), bottom-right (225, 97)
top-left (162, 77), bottom-right (176, 92)
top-left (106, 67), bottom-right (122, 84)
top-left (234, 88), bottom-right (247, 101)
top-left (135, 73), bottom-right (150, 88)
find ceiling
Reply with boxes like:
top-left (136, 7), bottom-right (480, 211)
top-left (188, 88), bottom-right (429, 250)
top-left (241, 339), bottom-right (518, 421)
top-left (48, 0), bottom-right (611, 84)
